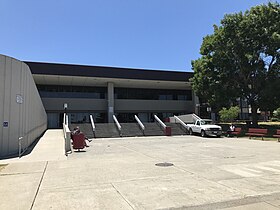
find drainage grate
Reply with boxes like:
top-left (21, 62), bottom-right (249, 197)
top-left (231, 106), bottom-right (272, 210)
top-left (155, 162), bottom-right (174, 167)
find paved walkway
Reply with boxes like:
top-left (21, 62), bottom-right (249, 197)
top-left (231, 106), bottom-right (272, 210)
top-left (0, 129), bottom-right (66, 164)
top-left (1, 135), bottom-right (280, 209)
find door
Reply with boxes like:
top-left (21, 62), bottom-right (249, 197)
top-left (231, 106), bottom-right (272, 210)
top-left (47, 113), bottom-right (59, 128)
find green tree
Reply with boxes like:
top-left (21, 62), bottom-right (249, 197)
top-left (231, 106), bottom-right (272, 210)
top-left (273, 107), bottom-right (280, 119)
top-left (219, 106), bottom-right (240, 122)
top-left (191, 2), bottom-right (280, 126)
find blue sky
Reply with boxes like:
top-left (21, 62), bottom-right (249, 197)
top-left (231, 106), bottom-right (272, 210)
top-left (0, 0), bottom-right (274, 72)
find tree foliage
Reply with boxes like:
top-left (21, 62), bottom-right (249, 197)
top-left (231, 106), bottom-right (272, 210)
top-left (219, 106), bottom-right (240, 122)
top-left (191, 2), bottom-right (280, 126)
top-left (273, 107), bottom-right (280, 119)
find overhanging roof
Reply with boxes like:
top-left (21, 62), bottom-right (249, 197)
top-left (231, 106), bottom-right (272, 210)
top-left (25, 61), bottom-right (193, 82)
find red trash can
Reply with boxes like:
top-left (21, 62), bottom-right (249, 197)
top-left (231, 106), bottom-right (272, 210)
top-left (165, 126), bottom-right (171, 136)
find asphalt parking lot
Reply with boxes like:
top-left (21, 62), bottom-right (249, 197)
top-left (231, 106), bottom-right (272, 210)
top-left (1, 132), bottom-right (280, 209)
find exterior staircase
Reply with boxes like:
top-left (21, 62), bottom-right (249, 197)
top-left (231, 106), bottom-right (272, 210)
top-left (95, 123), bottom-right (120, 138)
top-left (121, 123), bottom-right (144, 137)
top-left (69, 122), bottom-right (188, 138)
top-left (69, 123), bottom-right (95, 138)
top-left (143, 123), bottom-right (165, 136)
top-left (165, 123), bottom-right (189, 136)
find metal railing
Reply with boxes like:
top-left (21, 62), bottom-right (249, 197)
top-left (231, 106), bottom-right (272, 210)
top-left (63, 113), bottom-right (69, 125)
top-left (113, 115), bottom-right (122, 136)
top-left (18, 136), bottom-right (26, 158)
top-left (174, 115), bottom-right (190, 133)
top-left (18, 133), bottom-right (31, 158)
top-left (89, 115), bottom-right (96, 138)
top-left (154, 115), bottom-right (166, 130)
top-left (63, 123), bottom-right (72, 155)
top-left (63, 113), bottom-right (68, 139)
top-left (18, 122), bottom-right (47, 158)
top-left (63, 113), bottom-right (72, 154)
top-left (192, 113), bottom-right (201, 122)
top-left (135, 115), bottom-right (145, 134)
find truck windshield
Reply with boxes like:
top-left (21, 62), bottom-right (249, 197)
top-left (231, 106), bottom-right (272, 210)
top-left (201, 120), bottom-right (212, 125)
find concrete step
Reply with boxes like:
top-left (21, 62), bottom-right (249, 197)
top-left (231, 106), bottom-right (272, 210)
top-left (69, 122), bottom-right (188, 138)
top-left (95, 123), bottom-right (120, 138)
top-left (69, 123), bottom-right (95, 138)
top-left (143, 123), bottom-right (165, 136)
top-left (165, 123), bottom-right (189, 136)
top-left (121, 123), bottom-right (144, 137)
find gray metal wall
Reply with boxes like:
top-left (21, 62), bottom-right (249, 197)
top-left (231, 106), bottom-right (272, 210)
top-left (41, 98), bottom-right (107, 111)
top-left (0, 55), bottom-right (47, 157)
top-left (115, 99), bottom-right (193, 113)
top-left (40, 98), bottom-right (193, 113)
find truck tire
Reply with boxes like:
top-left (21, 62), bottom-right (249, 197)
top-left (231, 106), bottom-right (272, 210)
top-left (189, 129), bottom-right (193, 135)
top-left (201, 130), bottom-right (206, 137)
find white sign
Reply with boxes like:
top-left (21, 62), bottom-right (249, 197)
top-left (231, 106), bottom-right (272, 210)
top-left (16, 94), bottom-right (23, 104)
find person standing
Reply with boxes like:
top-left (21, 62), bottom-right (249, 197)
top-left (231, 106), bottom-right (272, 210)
top-left (227, 124), bottom-right (235, 137)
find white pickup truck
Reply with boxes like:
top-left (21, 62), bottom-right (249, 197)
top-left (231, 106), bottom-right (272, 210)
top-left (187, 119), bottom-right (222, 137)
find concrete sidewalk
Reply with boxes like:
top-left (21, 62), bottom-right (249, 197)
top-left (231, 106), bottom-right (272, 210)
top-left (0, 129), bottom-right (66, 163)
top-left (1, 135), bottom-right (280, 209)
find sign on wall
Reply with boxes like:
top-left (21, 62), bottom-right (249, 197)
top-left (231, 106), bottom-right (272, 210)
top-left (16, 94), bottom-right (23, 104)
top-left (3, 121), bottom-right (8, 127)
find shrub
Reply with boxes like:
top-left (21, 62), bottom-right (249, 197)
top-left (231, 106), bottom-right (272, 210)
top-left (219, 106), bottom-right (240, 122)
top-left (273, 108), bottom-right (280, 119)
top-left (271, 117), bottom-right (279, 122)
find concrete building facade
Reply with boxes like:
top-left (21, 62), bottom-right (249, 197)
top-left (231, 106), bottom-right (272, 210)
top-left (0, 54), bottom-right (196, 157)
top-left (26, 61), bottom-right (195, 128)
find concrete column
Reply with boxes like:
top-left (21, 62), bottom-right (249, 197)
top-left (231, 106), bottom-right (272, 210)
top-left (107, 82), bottom-right (114, 123)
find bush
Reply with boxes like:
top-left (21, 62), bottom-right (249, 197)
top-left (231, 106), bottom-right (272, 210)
top-left (273, 108), bottom-right (280, 119)
top-left (219, 106), bottom-right (240, 122)
top-left (271, 117), bottom-right (279, 122)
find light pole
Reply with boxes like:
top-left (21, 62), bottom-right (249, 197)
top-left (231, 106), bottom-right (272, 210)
top-left (207, 106), bottom-right (212, 120)
top-left (196, 104), bottom-right (200, 116)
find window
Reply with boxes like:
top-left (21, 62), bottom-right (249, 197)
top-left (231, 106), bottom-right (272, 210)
top-left (114, 88), bottom-right (192, 101)
top-left (37, 85), bottom-right (107, 99)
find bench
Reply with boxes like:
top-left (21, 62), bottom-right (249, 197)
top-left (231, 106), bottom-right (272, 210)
top-left (273, 129), bottom-right (280, 142)
top-left (245, 128), bottom-right (268, 140)
top-left (227, 127), bottom-right (242, 137)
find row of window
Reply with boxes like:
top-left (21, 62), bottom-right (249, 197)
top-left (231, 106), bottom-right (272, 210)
top-left (114, 88), bottom-right (192, 101)
top-left (37, 85), bottom-right (107, 99)
top-left (37, 85), bottom-right (192, 101)
top-left (37, 85), bottom-right (107, 93)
